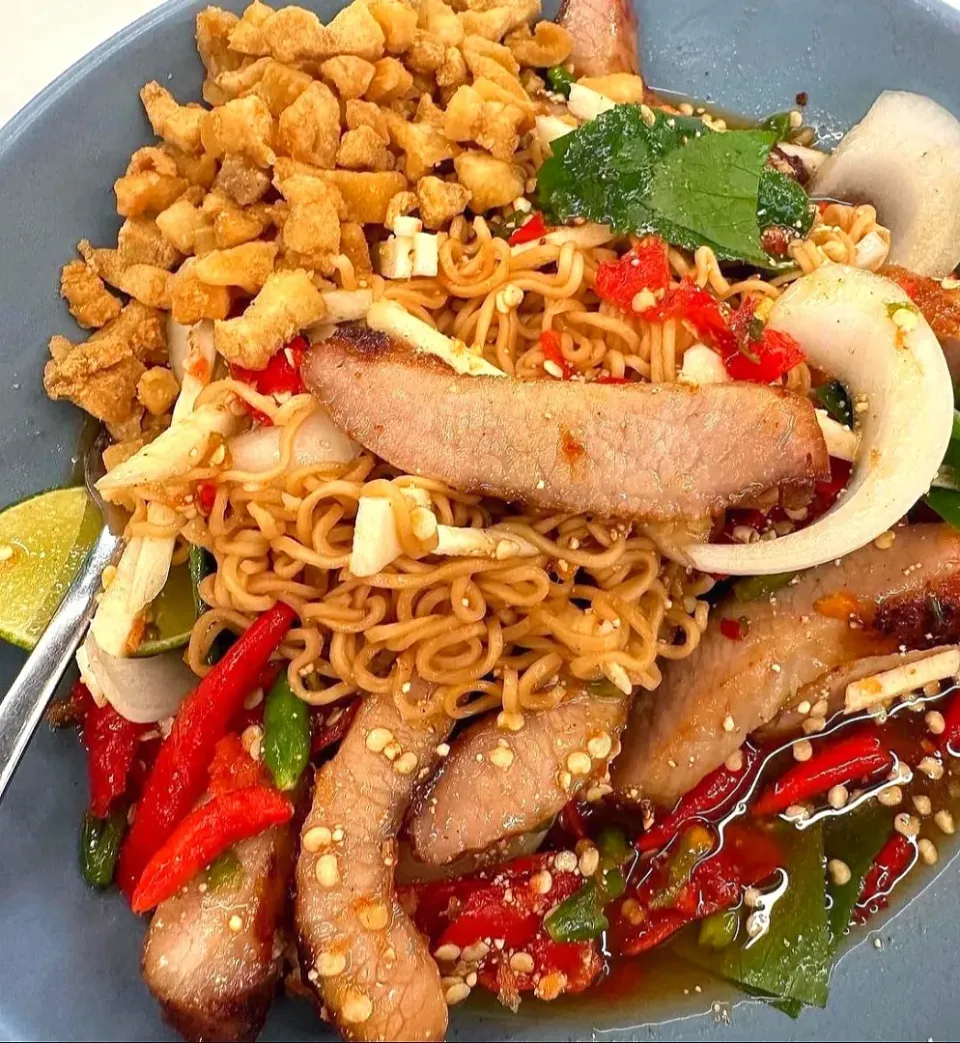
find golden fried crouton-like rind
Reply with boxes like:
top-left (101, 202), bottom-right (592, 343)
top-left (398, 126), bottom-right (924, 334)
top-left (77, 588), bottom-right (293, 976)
top-left (459, 8), bottom-right (514, 42)
top-left (171, 259), bottom-right (233, 324)
top-left (78, 241), bottom-right (127, 289)
top-left (416, 175), bottom-right (470, 229)
top-left (366, 0), bottom-right (418, 55)
top-left (118, 217), bottom-right (182, 270)
top-left (214, 269), bottom-right (326, 369)
top-left (114, 171), bottom-right (188, 218)
top-left (504, 21), bottom-right (573, 67)
top-left (443, 84), bottom-right (483, 141)
top-left (320, 55), bottom-right (376, 100)
top-left (117, 265), bottom-right (175, 310)
top-left (254, 59), bottom-right (314, 115)
top-left (454, 150), bottom-right (524, 210)
top-left (201, 95), bottom-right (276, 168)
top-left (463, 34), bottom-right (520, 75)
top-left (420, 0), bottom-right (464, 47)
top-left (336, 126), bottom-right (393, 171)
top-left (215, 153), bottom-right (273, 205)
top-left (405, 30), bottom-right (447, 75)
top-left (127, 145), bottom-right (181, 179)
top-left (436, 45), bottom-right (469, 89)
top-left (345, 99), bottom-right (390, 142)
top-left (386, 111), bottom-right (458, 181)
top-left (364, 57), bottom-right (414, 103)
top-left (137, 367), bottom-right (181, 416)
top-left (215, 56), bottom-right (272, 100)
top-left (278, 81), bottom-right (341, 168)
top-left (60, 261), bottom-right (123, 330)
top-left (282, 195), bottom-right (342, 258)
top-left (317, 170), bottom-right (407, 224)
top-left (140, 82), bottom-right (206, 154)
top-left (209, 199), bottom-right (274, 249)
top-left (326, 2), bottom-right (387, 60)
top-left (384, 190), bottom-right (418, 229)
top-left (193, 240), bottom-right (279, 293)
top-left (259, 6), bottom-right (328, 62)
top-left (45, 355), bottom-right (145, 424)
top-left (275, 168), bottom-right (348, 218)
top-left (477, 99), bottom-right (525, 160)
top-left (156, 197), bottom-right (210, 255)
top-left (578, 72), bottom-right (646, 104)
top-left (196, 6), bottom-right (244, 75)
top-left (164, 144), bottom-right (219, 189)
top-left (339, 221), bottom-right (373, 273)
top-left (228, 0), bottom-right (276, 56)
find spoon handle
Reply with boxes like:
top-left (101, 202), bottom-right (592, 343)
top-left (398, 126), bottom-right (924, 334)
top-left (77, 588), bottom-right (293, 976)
top-left (0, 526), bottom-right (122, 803)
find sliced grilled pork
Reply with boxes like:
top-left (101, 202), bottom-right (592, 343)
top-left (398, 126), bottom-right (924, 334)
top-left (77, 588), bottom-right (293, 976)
top-left (557, 0), bottom-right (639, 78)
top-left (303, 330), bottom-right (828, 523)
top-left (612, 525), bottom-right (960, 806)
top-left (142, 825), bottom-right (293, 1043)
top-left (882, 264), bottom-right (960, 381)
top-left (295, 693), bottom-right (452, 1042)
top-left (407, 685), bottom-right (630, 866)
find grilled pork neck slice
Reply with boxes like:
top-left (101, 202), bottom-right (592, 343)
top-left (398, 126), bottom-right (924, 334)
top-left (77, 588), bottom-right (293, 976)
top-left (142, 825), bottom-right (294, 1043)
top-left (296, 692), bottom-right (452, 1042)
top-left (557, 0), bottom-right (640, 78)
top-left (303, 329), bottom-right (828, 524)
top-left (612, 525), bottom-right (960, 807)
top-left (407, 684), bottom-right (630, 866)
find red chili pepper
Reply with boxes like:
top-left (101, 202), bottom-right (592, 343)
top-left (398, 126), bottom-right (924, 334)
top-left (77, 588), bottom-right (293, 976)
top-left (208, 734), bottom-right (269, 795)
top-left (650, 281), bottom-right (736, 352)
top-left (81, 690), bottom-right (145, 818)
top-left (614, 822), bottom-right (780, 956)
top-left (752, 730), bottom-right (893, 818)
top-left (311, 699), bottom-right (360, 757)
top-left (808, 458), bottom-right (852, 523)
top-left (404, 853), bottom-right (603, 1001)
top-left (638, 743), bottom-right (762, 853)
top-left (539, 328), bottom-right (574, 379)
top-left (508, 212), bottom-right (549, 246)
top-left (595, 375), bottom-right (631, 385)
top-left (559, 801), bottom-right (589, 841)
top-left (724, 298), bottom-right (806, 383)
top-left (230, 335), bottom-right (308, 397)
top-left (130, 785), bottom-right (293, 912)
top-left (195, 481), bottom-right (217, 515)
top-left (939, 691), bottom-right (960, 755)
top-left (855, 831), bottom-right (917, 923)
top-left (595, 236), bottom-right (671, 313)
top-left (117, 601), bottom-right (297, 899)
top-left (719, 617), bottom-right (750, 642)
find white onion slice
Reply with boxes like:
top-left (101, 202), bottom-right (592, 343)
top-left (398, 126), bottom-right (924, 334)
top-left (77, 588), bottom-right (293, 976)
top-left (80, 633), bottom-right (196, 724)
top-left (567, 83), bottom-right (616, 122)
top-left (687, 265), bottom-right (954, 575)
top-left (811, 91), bottom-right (960, 278)
top-left (227, 407), bottom-right (360, 474)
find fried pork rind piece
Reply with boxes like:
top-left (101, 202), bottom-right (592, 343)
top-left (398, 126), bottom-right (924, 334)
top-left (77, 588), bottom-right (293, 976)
top-left (318, 169), bottom-right (407, 224)
top-left (340, 221), bottom-right (373, 272)
top-left (384, 110), bottom-right (458, 181)
top-left (137, 367), bottom-right (181, 415)
top-left (454, 149), bottom-right (525, 210)
top-left (44, 302), bottom-right (166, 424)
top-left (193, 240), bottom-right (279, 293)
top-left (196, 6), bottom-right (245, 78)
top-left (321, 55), bottom-right (376, 100)
top-left (117, 265), bottom-right (175, 309)
top-left (60, 260), bottom-right (122, 330)
top-left (171, 258), bottom-right (233, 325)
top-left (336, 126), bottom-right (394, 171)
top-left (215, 153), bottom-right (273, 205)
top-left (214, 269), bottom-right (326, 368)
top-left (140, 82), bottom-right (206, 154)
top-left (364, 56), bottom-right (414, 103)
top-left (277, 81), bottom-right (341, 167)
top-left (504, 19), bottom-right (572, 65)
top-left (261, 1), bottom-right (386, 63)
top-left (201, 95), bottom-right (277, 168)
top-left (367, 0), bottom-right (418, 54)
top-left (416, 175), bottom-right (470, 230)
top-left (114, 169), bottom-right (188, 219)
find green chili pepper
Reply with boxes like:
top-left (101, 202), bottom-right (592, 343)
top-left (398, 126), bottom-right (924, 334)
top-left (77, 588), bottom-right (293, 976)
top-left (587, 678), bottom-right (625, 700)
top-left (188, 545), bottom-right (214, 619)
top-left (698, 908), bottom-right (740, 950)
top-left (598, 864), bottom-right (627, 903)
top-left (813, 380), bottom-right (853, 426)
top-left (205, 850), bottom-right (245, 892)
top-left (545, 880), bottom-right (609, 942)
top-left (732, 571), bottom-right (798, 603)
top-left (263, 673), bottom-right (311, 791)
top-left (649, 824), bottom-right (714, 910)
top-left (546, 65), bottom-right (575, 97)
top-left (80, 809), bottom-right (126, 889)
top-left (597, 826), bottom-right (632, 865)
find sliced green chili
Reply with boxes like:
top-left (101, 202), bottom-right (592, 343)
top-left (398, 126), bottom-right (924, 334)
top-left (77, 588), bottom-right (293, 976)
top-left (80, 809), bottom-right (126, 889)
top-left (546, 65), bottom-right (575, 97)
top-left (205, 850), bottom-right (245, 892)
top-left (732, 572), bottom-right (798, 603)
top-left (698, 908), bottom-right (740, 950)
top-left (188, 545), bottom-right (214, 619)
top-left (813, 380), bottom-right (853, 426)
top-left (545, 880), bottom-right (609, 942)
top-left (263, 673), bottom-right (311, 791)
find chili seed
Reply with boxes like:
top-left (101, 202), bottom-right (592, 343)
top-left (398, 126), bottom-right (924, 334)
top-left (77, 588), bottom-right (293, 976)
top-left (587, 733), bottom-right (613, 759)
top-left (828, 784), bottom-right (849, 809)
top-left (365, 727), bottom-right (394, 753)
top-left (578, 846), bottom-right (600, 877)
top-left (912, 795), bottom-right (933, 816)
top-left (434, 944), bottom-right (462, 963)
top-left (445, 982), bottom-right (472, 1005)
top-left (303, 826), bottom-right (332, 853)
top-left (878, 786), bottom-right (903, 807)
top-left (489, 745), bottom-right (515, 770)
top-left (554, 851), bottom-right (578, 873)
top-left (935, 809), bottom-right (956, 835)
top-left (894, 813), bottom-right (920, 838)
top-left (792, 740), bottom-right (813, 762)
top-left (359, 901), bottom-right (389, 931)
top-left (316, 854), bottom-right (340, 888)
top-left (530, 871), bottom-right (553, 895)
top-left (509, 952), bottom-right (535, 974)
top-left (394, 752), bottom-right (419, 776)
top-left (316, 952), bottom-right (347, 977)
top-left (228, 914), bottom-right (243, 933)
top-left (341, 990), bottom-right (373, 1024)
top-left (925, 710), bottom-right (947, 736)
top-left (918, 838), bottom-right (939, 865)
top-left (917, 756), bottom-right (945, 780)
top-left (828, 859), bottom-right (852, 886)
top-left (567, 751), bottom-right (592, 776)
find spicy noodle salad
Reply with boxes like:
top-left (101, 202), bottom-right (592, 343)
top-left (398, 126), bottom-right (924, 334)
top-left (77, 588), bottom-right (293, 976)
top-left (4, 0), bottom-right (960, 1039)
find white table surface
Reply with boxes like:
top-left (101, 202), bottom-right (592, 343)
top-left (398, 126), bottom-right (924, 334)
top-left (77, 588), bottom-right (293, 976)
top-left (3, 0), bottom-right (960, 129)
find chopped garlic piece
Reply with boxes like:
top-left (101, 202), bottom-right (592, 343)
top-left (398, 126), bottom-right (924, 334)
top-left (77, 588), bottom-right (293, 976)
top-left (411, 232), bottom-right (439, 277)
top-left (568, 83), bottom-right (616, 122)
top-left (678, 345), bottom-right (730, 385)
top-left (393, 215), bottom-right (423, 237)
top-left (845, 648), bottom-right (960, 714)
top-left (855, 230), bottom-right (891, 273)
top-left (378, 236), bottom-right (414, 280)
top-left (366, 300), bottom-right (505, 377)
top-left (434, 525), bottom-right (540, 560)
top-left (601, 660), bottom-right (633, 696)
top-left (815, 409), bottom-right (860, 463)
top-left (350, 487), bottom-right (433, 578)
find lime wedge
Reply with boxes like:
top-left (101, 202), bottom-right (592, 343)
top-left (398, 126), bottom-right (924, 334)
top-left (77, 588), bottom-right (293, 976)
top-left (0, 487), bottom-right (102, 650)
top-left (136, 561), bottom-right (198, 657)
top-left (0, 486), bottom-right (199, 655)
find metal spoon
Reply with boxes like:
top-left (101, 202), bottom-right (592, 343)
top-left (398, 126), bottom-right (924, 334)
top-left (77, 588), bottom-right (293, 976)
top-left (0, 432), bottom-right (124, 803)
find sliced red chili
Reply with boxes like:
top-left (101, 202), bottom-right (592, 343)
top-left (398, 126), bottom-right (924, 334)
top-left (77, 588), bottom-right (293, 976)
top-left (131, 785), bottom-right (293, 912)
top-left (195, 481), bottom-right (217, 515)
top-left (855, 831), bottom-right (917, 923)
top-left (311, 699), bottom-right (360, 757)
top-left (81, 692), bottom-right (145, 819)
top-left (638, 743), bottom-right (763, 853)
top-left (752, 730), bottom-right (893, 818)
top-left (719, 617), bottom-right (750, 642)
top-left (508, 212), bottom-right (549, 246)
top-left (595, 236), bottom-right (671, 313)
top-left (540, 328), bottom-right (573, 379)
top-left (650, 281), bottom-right (736, 353)
top-left (230, 335), bottom-right (308, 397)
top-left (208, 733), bottom-right (269, 795)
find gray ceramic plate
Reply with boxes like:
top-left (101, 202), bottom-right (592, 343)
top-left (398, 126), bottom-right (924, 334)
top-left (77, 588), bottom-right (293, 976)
top-left (1, 1), bottom-right (959, 1040)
